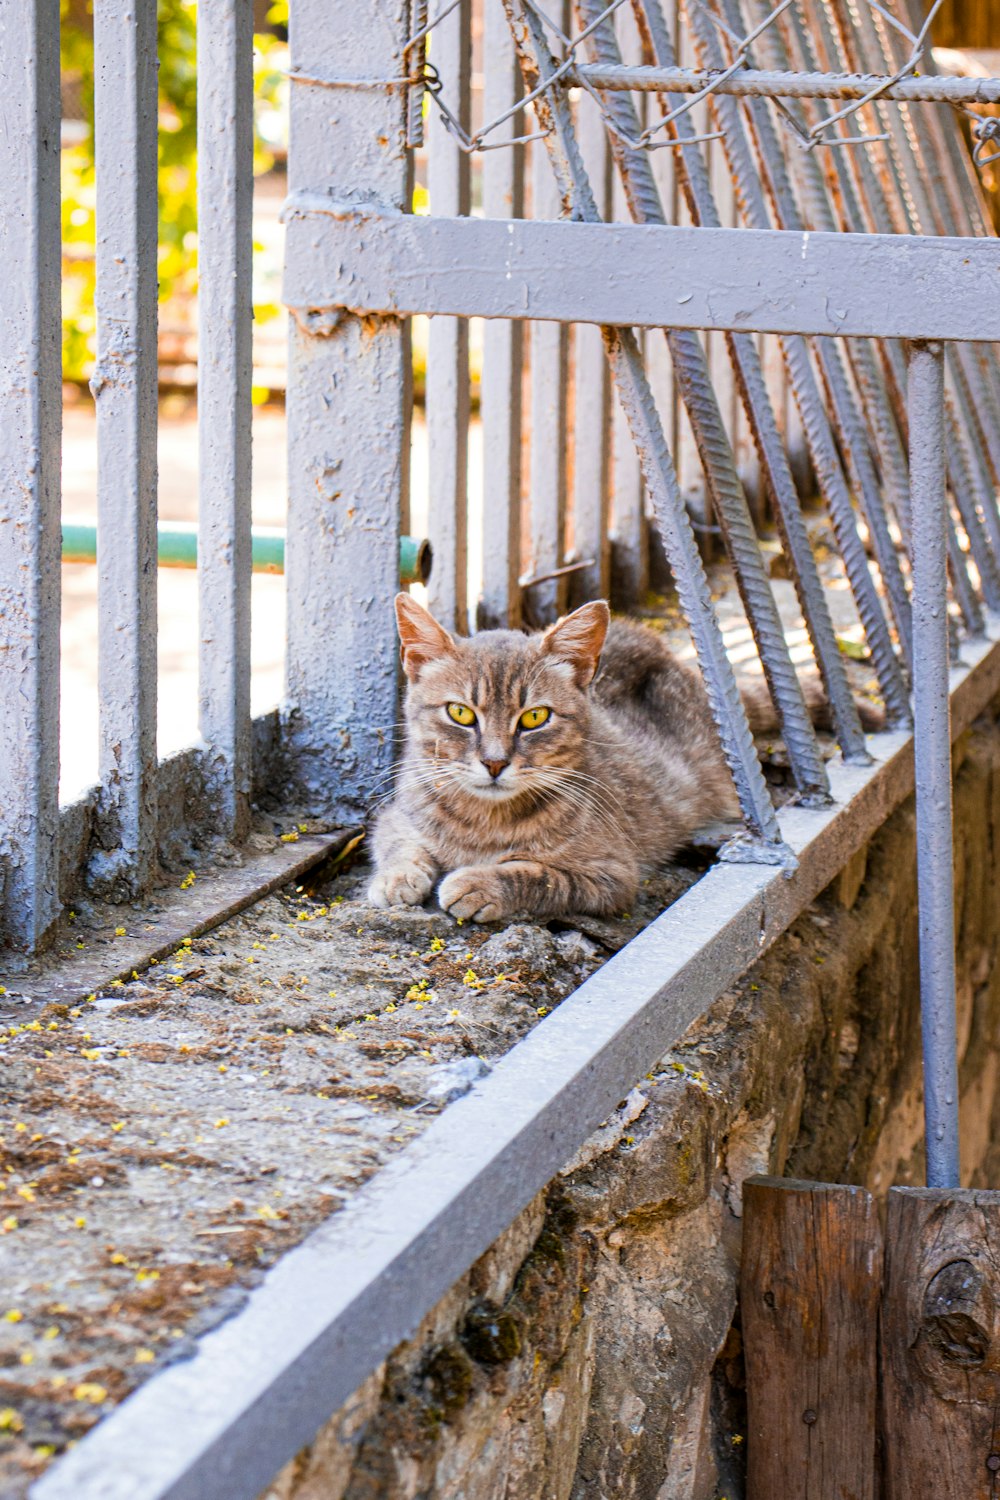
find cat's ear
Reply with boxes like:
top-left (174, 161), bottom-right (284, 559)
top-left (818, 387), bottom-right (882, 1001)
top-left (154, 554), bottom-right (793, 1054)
top-left (395, 592), bottom-right (456, 680)
top-left (541, 601), bottom-right (610, 687)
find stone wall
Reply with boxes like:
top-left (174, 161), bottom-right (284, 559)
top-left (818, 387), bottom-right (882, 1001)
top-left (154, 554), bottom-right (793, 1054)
top-left (263, 717), bottom-right (1000, 1500)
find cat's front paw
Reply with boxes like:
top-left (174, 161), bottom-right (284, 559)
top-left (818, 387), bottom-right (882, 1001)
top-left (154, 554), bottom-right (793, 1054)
top-left (438, 866), bottom-right (515, 923)
top-left (368, 862), bottom-right (435, 909)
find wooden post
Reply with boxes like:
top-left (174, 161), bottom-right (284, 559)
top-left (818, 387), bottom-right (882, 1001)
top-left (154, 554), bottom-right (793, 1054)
top-left (742, 1176), bottom-right (882, 1500)
top-left (882, 1187), bottom-right (1000, 1499)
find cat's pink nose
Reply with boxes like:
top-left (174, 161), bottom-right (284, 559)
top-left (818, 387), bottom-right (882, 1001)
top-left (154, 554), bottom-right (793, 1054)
top-left (482, 757), bottom-right (509, 780)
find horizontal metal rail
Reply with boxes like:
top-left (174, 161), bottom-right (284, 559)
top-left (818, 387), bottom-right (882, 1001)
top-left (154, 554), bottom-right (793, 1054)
top-left (33, 623), bottom-right (1000, 1500)
top-left (60, 523), bottom-right (433, 583)
top-left (283, 203), bottom-right (1000, 343)
top-left (570, 62), bottom-right (1000, 104)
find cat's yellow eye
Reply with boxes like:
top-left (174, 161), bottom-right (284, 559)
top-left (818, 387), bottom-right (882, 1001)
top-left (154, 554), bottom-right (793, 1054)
top-left (519, 706), bottom-right (551, 731)
top-left (447, 702), bottom-right (476, 727)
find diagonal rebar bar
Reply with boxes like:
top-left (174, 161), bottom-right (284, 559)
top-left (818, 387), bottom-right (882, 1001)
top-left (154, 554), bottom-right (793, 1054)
top-left (575, 0), bottom-right (831, 798)
top-left (685, 0), bottom-right (912, 730)
top-left (501, 0), bottom-right (790, 856)
top-left (630, 0), bottom-right (869, 764)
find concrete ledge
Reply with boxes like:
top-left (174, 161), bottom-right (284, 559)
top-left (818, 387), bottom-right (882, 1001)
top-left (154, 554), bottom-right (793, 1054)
top-left (34, 623), bottom-right (1000, 1500)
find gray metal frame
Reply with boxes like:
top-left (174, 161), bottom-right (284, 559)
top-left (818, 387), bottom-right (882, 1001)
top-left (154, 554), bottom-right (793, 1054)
top-left (197, 0), bottom-right (255, 841)
top-left (0, 0), bottom-right (62, 951)
top-left (90, 0), bottom-right (160, 899)
top-left (283, 208), bottom-right (1000, 341)
top-left (5, 0), bottom-right (1000, 1488)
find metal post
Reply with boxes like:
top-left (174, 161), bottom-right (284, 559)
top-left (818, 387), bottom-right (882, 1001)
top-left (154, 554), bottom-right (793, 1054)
top-left (571, 89), bottom-right (613, 605)
top-left (91, 0), bottom-right (159, 897)
top-left (425, 0), bottom-right (470, 632)
top-left (608, 1), bottom-right (650, 608)
top-left (197, 0), bottom-right (254, 842)
top-left (529, 128), bottom-right (571, 624)
top-left (908, 341), bottom-right (960, 1189)
top-left (0, 0), bottom-right (62, 950)
top-left (285, 0), bottom-right (411, 815)
top-left (478, 0), bottom-right (524, 629)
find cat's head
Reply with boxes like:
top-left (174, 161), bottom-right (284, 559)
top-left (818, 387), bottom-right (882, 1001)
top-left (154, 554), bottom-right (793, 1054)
top-left (395, 593), bottom-right (609, 803)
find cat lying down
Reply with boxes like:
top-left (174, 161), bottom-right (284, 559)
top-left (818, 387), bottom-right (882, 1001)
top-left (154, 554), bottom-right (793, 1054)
top-left (369, 593), bottom-right (860, 923)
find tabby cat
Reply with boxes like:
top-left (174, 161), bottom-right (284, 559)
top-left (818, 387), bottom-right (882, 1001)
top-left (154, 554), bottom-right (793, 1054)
top-left (369, 593), bottom-right (746, 922)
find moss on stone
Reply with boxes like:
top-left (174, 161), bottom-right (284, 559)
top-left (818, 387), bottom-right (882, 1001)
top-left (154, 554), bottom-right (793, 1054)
top-left (461, 1301), bottom-right (522, 1365)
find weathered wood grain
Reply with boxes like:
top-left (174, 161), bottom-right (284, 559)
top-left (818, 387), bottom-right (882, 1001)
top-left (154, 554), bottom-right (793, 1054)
top-left (882, 1187), bottom-right (1000, 1500)
top-left (742, 1175), bottom-right (882, 1500)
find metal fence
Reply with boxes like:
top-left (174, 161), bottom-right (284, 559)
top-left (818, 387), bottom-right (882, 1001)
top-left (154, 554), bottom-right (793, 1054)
top-left (6, 0), bottom-right (1000, 1492)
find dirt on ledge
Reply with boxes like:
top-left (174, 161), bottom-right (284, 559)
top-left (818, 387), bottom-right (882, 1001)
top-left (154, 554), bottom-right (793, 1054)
top-left (0, 849), bottom-right (700, 1495)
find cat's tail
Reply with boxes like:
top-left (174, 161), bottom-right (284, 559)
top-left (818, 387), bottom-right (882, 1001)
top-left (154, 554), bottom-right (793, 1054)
top-left (740, 674), bottom-right (885, 736)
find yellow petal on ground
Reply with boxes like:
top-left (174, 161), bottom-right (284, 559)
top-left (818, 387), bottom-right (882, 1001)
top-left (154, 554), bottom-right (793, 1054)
top-left (72, 1383), bottom-right (108, 1404)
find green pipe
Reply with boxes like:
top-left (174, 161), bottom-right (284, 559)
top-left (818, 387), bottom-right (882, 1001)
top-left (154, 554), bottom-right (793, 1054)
top-left (61, 522), bottom-right (432, 584)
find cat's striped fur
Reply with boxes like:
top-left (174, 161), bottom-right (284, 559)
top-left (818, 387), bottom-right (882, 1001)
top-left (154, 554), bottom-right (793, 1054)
top-left (369, 594), bottom-right (743, 922)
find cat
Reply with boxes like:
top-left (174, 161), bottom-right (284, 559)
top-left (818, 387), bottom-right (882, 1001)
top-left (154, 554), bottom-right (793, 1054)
top-left (369, 592), bottom-right (754, 923)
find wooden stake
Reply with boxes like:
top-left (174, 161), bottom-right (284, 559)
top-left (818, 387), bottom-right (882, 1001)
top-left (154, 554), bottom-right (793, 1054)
top-left (882, 1187), bottom-right (1000, 1499)
top-left (742, 1175), bottom-right (882, 1500)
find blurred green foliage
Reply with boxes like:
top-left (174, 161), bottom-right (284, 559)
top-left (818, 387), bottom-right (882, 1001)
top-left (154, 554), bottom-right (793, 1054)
top-left (60, 0), bottom-right (289, 383)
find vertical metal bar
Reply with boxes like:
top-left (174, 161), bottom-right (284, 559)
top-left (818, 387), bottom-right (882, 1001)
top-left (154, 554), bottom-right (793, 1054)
top-left (406, 0), bottom-right (429, 148)
top-left (502, 0), bottom-right (786, 854)
top-left (670, 6), bottom-right (709, 552)
top-left (478, 1), bottom-right (524, 629)
top-left (686, 0), bottom-right (910, 730)
top-left (571, 89), bottom-right (612, 605)
top-left (197, 0), bottom-right (254, 843)
top-left (91, 0), bottom-right (159, 896)
top-left (577, 0), bottom-right (830, 801)
top-left (645, 24), bottom-right (677, 586)
top-left (610, 0), bottom-right (650, 606)
top-left (426, 0), bottom-right (470, 632)
top-left (285, 0), bottom-right (411, 816)
top-left (610, 166), bottom-right (648, 607)
top-left (528, 137), bottom-right (570, 625)
top-left (0, 0), bottom-right (62, 949)
top-left (908, 341), bottom-right (960, 1190)
top-left (634, 0), bottom-right (868, 764)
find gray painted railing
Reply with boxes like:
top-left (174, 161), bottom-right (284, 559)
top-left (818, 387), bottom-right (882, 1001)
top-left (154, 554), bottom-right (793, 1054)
top-left (3, 0), bottom-right (1000, 1489)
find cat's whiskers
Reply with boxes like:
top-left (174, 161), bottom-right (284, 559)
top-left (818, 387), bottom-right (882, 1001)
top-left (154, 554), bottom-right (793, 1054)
top-left (369, 761), bottom-right (462, 812)
top-left (524, 766), bottom-right (638, 852)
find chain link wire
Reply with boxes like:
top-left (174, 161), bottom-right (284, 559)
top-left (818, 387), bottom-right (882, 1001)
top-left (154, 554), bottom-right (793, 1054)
top-left (285, 0), bottom-right (999, 174)
top-left (282, 0), bottom-right (999, 184)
